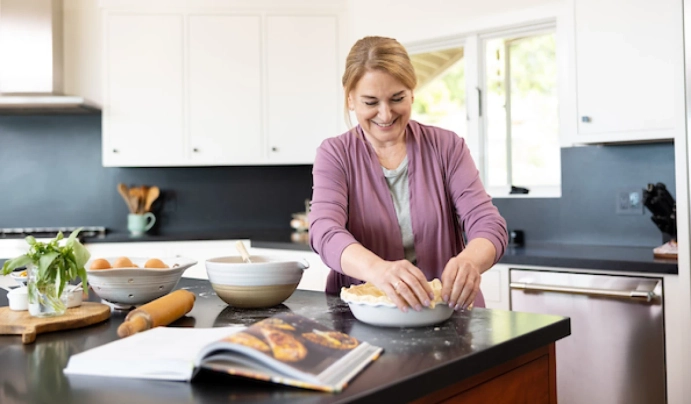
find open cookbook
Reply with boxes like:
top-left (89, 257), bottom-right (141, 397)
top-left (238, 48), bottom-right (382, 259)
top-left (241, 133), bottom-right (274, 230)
top-left (64, 312), bottom-right (383, 392)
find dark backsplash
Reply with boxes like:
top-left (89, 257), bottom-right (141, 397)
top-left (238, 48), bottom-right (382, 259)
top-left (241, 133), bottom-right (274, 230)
top-left (493, 143), bottom-right (676, 247)
top-left (0, 115), bottom-right (676, 247)
top-left (0, 115), bottom-right (313, 233)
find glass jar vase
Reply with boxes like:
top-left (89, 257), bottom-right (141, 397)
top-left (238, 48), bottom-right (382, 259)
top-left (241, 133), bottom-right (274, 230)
top-left (27, 264), bottom-right (67, 318)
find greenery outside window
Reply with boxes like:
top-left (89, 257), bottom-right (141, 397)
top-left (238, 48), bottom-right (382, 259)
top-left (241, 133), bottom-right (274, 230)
top-left (407, 22), bottom-right (560, 198)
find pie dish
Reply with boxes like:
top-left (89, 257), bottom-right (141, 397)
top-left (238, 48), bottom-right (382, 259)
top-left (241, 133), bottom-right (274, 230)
top-left (340, 279), bottom-right (454, 327)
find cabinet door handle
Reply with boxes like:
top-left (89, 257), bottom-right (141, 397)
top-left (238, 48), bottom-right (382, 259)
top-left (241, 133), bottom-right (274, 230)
top-left (112, 149), bottom-right (118, 153)
top-left (476, 87), bottom-right (482, 117)
top-left (271, 147), bottom-right (278, 152)
top-left (192, 148), bottom-right (199, 153)
top-left (581, 116), bottom-right (592, 123)
top-left (510, 282), bottom-right (659, 302)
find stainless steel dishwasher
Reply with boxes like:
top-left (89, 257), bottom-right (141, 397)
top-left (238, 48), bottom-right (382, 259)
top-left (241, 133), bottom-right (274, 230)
top-left (510, 269), bottom-right (665, 404)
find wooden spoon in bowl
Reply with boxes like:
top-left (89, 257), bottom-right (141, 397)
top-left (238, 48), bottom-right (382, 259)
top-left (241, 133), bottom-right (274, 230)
top-left (235, 241), bottom-right (252, 263)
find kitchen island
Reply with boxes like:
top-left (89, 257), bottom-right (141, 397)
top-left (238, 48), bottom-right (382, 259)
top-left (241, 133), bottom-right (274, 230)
top-left (0, 278), bottom-right (570, 404)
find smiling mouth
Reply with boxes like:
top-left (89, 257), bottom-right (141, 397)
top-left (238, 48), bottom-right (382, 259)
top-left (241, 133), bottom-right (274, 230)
top-left (372, 117), bottom-right (398, 127)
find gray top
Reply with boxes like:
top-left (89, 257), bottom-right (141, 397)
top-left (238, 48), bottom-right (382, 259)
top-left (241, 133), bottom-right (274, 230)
top-left (382, 156), bottom-right (417, 264)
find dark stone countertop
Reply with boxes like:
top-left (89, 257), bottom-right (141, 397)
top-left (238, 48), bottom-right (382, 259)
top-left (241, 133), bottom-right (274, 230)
top-left (79, 229), bottom-right (678, 275)
top-left (0, 278), bottom-right (570, 404)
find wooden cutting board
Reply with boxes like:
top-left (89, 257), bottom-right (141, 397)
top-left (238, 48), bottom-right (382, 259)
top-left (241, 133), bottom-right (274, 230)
top-left (0, 302), bottom-right (111, 344)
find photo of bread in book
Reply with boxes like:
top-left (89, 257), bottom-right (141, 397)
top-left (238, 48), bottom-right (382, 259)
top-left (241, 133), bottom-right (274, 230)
top-left (216, 313), bottom-right (361, 370)
top-left (223, 332), bottom-right (270, 353)
top-left (259, 327), bottom-right (308, 362)
top-left (260, 318), bottom-right (296, 331)
top-left (302, 330), bottom-right (359, 350)
top-left (64, 312), bottom-right (383, 393)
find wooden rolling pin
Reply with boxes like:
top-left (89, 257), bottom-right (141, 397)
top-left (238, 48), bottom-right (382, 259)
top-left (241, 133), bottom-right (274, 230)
top-left (117, 290), bottom-right (196, 338)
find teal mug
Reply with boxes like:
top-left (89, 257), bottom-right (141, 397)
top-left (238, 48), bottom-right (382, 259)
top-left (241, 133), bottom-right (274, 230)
top-left (128, 213), bottom-right (156, 237)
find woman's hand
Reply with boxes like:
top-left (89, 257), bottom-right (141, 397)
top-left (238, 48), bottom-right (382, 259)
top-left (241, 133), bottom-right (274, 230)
top-left (370, 260), bottom-right (435, 312)
top-left (441, 256), bottom-right (482, 311)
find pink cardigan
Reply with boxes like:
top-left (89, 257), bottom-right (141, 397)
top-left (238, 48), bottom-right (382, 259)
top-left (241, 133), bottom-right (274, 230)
top-left (309, 121), bottom-right (508, 301)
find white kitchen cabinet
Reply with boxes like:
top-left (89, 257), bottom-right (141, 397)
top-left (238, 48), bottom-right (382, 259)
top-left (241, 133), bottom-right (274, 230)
top-left (102, 14), bottom-right (185, 166)
top-left (265, 15), bottom-right (340, 164)
top-left (480, 264), bottom-right (510, 311)
top-left (101, 6), bottom-right (344, 167)
top-left (249, 246), bottom-right (330, 292)
top-left (563, 0), bottom-right (684, 144)
top-left (187, 16), bottom-right (263, 165)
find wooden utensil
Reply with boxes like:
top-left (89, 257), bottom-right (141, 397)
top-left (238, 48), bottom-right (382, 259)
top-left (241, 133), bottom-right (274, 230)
top-left (144, 186), bottom-right (160, 212)
top-left (0, 302), bottom-right (111, 344)
top-left (117, 290), bottom-right (196, 338)
top-left (117, 183), bottom-right (135, 213)
top-left (235, 241), bottom-right (252, 263)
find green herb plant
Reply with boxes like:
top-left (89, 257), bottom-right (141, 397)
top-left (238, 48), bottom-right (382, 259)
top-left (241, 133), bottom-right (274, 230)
top-left (2, 229), bottom-right (90, 314)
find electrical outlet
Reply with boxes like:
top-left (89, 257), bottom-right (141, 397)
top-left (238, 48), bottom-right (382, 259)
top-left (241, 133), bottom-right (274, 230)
top-left (615, 189), bottom-right (644, 215)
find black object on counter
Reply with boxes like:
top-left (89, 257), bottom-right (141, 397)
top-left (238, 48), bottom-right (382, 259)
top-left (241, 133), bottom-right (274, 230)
top-left (643, 182), bottom-right (677, 241)
top-left (509, 230), bottom-right (525, 247)
top-left (510, 185), bottom-right (530, 194)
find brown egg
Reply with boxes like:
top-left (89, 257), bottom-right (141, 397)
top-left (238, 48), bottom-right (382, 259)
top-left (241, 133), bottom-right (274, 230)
top-left (90, 258), bottom-right (112, 270)
top-left (144, 258), bottom-right (169, 269)
top-left (112, 256), bottom-right (134, 268)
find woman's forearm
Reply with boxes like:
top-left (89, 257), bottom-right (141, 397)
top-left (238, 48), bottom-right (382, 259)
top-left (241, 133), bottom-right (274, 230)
top-left (456, 238), bottom-right (497, 273)
top-left (339, 243), bottom-right (387, 282)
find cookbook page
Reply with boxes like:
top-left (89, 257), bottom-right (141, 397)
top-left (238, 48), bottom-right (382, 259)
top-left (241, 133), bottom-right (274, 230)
top-left (199, 312), bottom-right (366, 378)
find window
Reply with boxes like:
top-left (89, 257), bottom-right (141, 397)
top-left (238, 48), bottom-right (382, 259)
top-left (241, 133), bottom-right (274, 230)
top-left (410, 46), bottom-right (466, 141)
top-left (407, 23), bottom-right (560, 198)
top-left (483, 32), bottom-right (559, 195)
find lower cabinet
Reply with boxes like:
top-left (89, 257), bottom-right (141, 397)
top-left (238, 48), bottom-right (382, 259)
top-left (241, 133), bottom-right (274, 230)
top-left (481, 264), bottom-right (510, 311)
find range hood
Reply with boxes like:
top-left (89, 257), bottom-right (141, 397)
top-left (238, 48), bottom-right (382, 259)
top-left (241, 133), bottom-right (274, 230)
top-left (0, 0), bottom-right (99, 114)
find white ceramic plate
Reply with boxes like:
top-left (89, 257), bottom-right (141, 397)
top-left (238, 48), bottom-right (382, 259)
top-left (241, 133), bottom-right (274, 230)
top-left (346, 301), bottom-right (454, 328)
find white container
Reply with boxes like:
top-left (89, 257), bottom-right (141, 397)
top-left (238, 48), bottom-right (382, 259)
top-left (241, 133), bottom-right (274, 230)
top-left (345, 301), bottom-right (454, 328)
top-left (205, 256), bottom-right (308, 286)
top-left (65, 285), bottom-right (84, 308)
top-left (7, 287), bottom-right (28, 311)
top-left (205, 256), bottom-right (309, 308)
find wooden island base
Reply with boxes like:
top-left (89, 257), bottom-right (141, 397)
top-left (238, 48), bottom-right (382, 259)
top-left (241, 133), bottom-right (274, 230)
top-left (415, 344), bottom-right (557, 404)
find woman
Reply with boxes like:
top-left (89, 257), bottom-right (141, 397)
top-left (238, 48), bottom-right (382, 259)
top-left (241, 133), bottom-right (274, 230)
top-left (309, 36), bottom-right (508, 313)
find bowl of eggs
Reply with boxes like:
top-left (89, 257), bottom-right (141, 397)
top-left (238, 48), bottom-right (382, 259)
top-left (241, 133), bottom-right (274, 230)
top-left (85, 256), bottom-right (196, 308)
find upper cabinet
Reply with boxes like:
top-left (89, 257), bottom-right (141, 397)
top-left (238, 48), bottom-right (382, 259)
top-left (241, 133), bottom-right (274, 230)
top-left (266, 16), bottom-right (339, 164)
top-left (187, 15), bottom-right (263, 165)
top-left (561, 0), bottom-right (685, 145)
top-left (101, 3), bottom-right (345, 167)
top-left (103, 14), bottom-right (185, 166)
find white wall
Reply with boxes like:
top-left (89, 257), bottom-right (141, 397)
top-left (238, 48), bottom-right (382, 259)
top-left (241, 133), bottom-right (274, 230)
top-left (347, 0), bottom-right (561, 44)
top-left (63, 0), bottom-right (103, 106)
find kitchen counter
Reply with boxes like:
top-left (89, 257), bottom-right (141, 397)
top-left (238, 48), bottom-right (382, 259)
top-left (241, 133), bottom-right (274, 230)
top-left (0, 278), bottom-right (570, 404)
top-left (82, 229), bottom-right (678, 275)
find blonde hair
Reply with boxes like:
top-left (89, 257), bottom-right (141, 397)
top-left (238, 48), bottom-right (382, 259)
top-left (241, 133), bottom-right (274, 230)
top-left (342, 36), bottom-right (417, 128)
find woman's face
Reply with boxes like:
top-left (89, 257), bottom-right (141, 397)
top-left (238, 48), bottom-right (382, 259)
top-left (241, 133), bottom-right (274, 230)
top-left (348, 70), bottom-right (413, 147)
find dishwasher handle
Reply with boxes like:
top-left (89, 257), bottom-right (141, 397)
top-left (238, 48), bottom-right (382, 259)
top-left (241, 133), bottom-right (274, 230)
top-left (510, 281), bottom-right (660, 302)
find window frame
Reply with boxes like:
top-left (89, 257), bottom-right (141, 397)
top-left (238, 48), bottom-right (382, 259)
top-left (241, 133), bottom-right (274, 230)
top-left (406, 19), bottom-right (560, 199)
